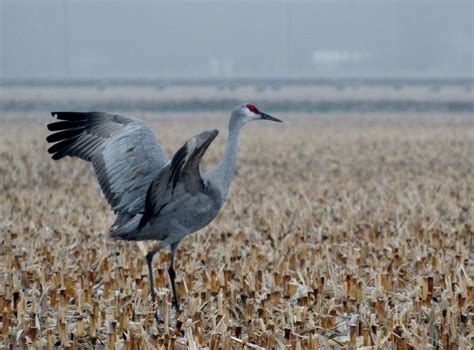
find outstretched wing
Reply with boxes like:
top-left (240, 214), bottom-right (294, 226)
top-left (137, 128), bottom-right (219, 229)
top-left (47, 112), bottom-right (169, 225)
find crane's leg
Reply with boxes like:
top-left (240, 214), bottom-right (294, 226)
top-left (168, 242), bottom-right (180, 313)
top-left (146, 245), bottom-right (162, 323)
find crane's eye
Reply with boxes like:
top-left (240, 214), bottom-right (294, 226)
top-left (246, 104), bottom-right (259, 113)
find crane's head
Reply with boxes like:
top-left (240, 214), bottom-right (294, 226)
top-left (231, 103), bottom-right (282, 125)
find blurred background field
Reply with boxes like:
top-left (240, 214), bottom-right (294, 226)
top-left (1, 80), bottom-right (473, 114)
top-left (1, 82), bottom-right (473, 348)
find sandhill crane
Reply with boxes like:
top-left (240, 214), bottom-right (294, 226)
top-left (46, 103), bottom-right (282, 320)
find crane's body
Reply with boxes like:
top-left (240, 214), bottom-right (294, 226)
top-left (46, 103), bottom-right (281, 320)
top-left (112, 164), bottom-right (224, 244)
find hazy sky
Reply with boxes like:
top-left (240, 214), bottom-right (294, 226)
top-left (0, 0), bottom-right (472, 79)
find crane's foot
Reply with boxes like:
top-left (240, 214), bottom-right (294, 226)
top-left (151, 302), bottom-right (164, 325)
top-left (172, 300), bottom-right (180, 313)
top-left (150, 289), bottom-right (164, 324)
top-left (146, 248), bottom-right (164, 325)
top-left (151, 298), bottom-right (164, 324)
top-left (153, 310), bottom-right (162, 324)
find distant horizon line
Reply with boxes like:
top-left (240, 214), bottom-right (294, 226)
top-left (1, 76), bottom-right (473, 87)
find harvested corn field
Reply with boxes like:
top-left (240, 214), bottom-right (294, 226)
top-left (1, 90), bottom-right (474, 349)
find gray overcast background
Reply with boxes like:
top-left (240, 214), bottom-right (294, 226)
top-left (0, 0), bottom-right (472, 80)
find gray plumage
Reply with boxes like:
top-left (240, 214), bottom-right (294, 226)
top-left (46, 103), bottom-right (282, 319)
top-left (111, 128), bottom-right (223, 244)
top-left (47, 112), bottom-right (168, 227)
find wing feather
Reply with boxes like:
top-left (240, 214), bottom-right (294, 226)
top-left (47, 111), bottom-right (169, 223)
top-left (136, 129), bottom-right (218, 229)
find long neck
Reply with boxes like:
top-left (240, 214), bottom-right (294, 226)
top-left (209, 119), bottom-right (242, 199)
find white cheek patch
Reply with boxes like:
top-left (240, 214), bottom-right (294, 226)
top-left (243, 108), bottom-right (256, 119)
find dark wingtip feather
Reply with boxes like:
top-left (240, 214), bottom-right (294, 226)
top-left (47, 120), bottom-right (85, 131)
top-left (51, 152), bottom-right (66, 160)
top-left (46, 127), bottom-right (85, 143)
top-left (47, 123), bottom-right (58, 131)
top-left (47, 138), bottom-right (78, 154)
top-left (47, 145), bottom-right (57, 155)
top-left (52, 112), bottom-right (90, 121)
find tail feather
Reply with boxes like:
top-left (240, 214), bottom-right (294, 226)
top-left (112, 213), bottom-right (134, 227)
top-left (110, 214), bottom-right (142, 240)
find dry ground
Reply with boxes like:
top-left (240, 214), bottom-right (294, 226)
top-left (1, 107), bottom-right (473, 349)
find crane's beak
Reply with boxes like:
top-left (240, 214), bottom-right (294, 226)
top-left (259, 112), bottom-right (282, 123)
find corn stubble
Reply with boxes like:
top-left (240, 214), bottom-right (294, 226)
top-left (1, 113), bottom-right (473, 349)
